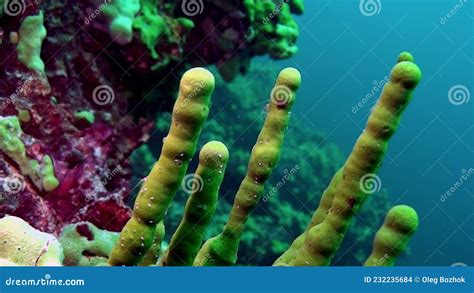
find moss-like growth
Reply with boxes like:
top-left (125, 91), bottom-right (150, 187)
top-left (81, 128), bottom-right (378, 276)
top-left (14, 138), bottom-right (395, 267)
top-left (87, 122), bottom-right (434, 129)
top-left (17, 11), bottom-right (47, 74)
top-left (74, 110), bottom-right (95, 124)
top-left (0, 216), bottom-right (63, 266)
top-left (132, 0), bottom-right (169, 59)
top-left (244, 0), bottom-right (302, 59)
top-left (18, 110), bottom-right (31, 123)
top-left (0, 116), bottom-right (60, 193)
top-left (103, 0), bottom-right (141, 45)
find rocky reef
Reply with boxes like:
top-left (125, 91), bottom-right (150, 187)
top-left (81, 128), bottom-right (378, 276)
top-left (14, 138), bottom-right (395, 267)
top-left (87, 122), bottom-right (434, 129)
top-left (0, 0), bottom-right (303, 235)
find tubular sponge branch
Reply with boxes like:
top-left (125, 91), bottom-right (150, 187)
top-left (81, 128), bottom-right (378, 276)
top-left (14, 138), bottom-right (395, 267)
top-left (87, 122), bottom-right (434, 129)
top-left (108, 68), bottom-right (215, 266)
top-left (274, 168), bottom-right (343, 265)
top-left (166, 141), bottom-right (229, 266)
top-left (364, 205), bottom-right (419, 266)
top-left (194, 68), bottom-right (301, 266)
top-left (288, 54), bottom-right (422, 266)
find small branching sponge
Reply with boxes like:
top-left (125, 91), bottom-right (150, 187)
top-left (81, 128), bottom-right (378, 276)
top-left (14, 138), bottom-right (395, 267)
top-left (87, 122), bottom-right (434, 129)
top-left (108, 68), bottom-right (215, 265)
top-left (364, 205), bottom-right (419, 266)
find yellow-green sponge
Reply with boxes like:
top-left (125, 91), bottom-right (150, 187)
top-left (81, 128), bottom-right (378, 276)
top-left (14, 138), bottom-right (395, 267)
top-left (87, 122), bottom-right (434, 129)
top-left (166, 141), bottom-right (229, 266)
top-left (194, 68), bottom-right (301, 266)
top-left (0, 216), bottom-right (64, 266)
top-left (109, 68), bottom-right (215, 266)
top-left (364, 205), bottom-right (419, 266)
top-left (289, 54), bottom-right (422, 266)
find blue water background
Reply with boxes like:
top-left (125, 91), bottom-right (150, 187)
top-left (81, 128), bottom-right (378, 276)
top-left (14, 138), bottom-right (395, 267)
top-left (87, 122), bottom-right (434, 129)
top-left (258, 0), bottom-right (473, 265)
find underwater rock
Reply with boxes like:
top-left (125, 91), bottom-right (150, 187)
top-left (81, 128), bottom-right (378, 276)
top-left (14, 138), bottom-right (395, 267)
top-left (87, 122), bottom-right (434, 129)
top-left (0, 0), bottom-right (302, 236)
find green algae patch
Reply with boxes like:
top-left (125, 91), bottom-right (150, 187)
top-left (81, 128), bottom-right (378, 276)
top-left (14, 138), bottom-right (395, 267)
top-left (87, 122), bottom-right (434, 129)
top-left (17, 11), bottom-right (47, 74)
top-left (41, 155), bottom-right (59, 192)
top-left (74, 110), bottom-right (95, 124)
top-left (103, 0), bottom-right (141, 45)
top-left (132, 0), bottom-right (169, 59)
top-left (18, 110), bottom-right (31, 123)
top-left (0, 116), bottom-right (60, 193)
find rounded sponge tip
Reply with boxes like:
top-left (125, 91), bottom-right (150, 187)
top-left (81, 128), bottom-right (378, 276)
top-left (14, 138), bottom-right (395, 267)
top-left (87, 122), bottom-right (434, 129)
top-left (180, 67), bottom-right (216, 97)
top-left (390, 61), bottom-right (422, 89)
top-left (199, 141), bottom-right (229, 168)
top-left (385, 205), bottom-right (419, 234)
top-left (397, 51), bottom-right (414, 63)
top-left (276, 67), bottom-right (302, 91)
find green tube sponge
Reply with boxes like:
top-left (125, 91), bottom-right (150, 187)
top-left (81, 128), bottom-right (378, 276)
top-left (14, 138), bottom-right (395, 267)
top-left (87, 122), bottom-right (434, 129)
top-left (194, 68), bottom-right (301, 266)
top-left (364, 205), bottom-right (419, 266)
top-left (17, 11), bottom-right (47, 74)
top-left (139, 220), bottom-right (165, 266)
top-left (0, 216), bottom-right (64, 266)
top-left (290, 54), bottom-right (422, 266)
top-left (166, 141), bottom-right (229, 266)
top-left (103, 0), bottom-right (141, 45)
top-left (274, 168), bottom-right (343, 265)
top-left (109, 68), bottom-right (215, 266)
top-left (41, 155), bottom-right (60, 192)
top-left (59, 222), bottom-right (119, 266)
